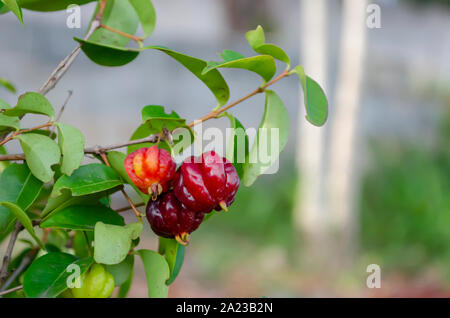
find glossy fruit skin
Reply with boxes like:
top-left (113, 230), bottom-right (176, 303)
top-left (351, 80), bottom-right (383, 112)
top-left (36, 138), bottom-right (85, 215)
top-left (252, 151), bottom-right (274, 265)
top-left (68, 264), bottom-right (115, 298)
top-left (173, 151), bottom-right (239, 213)
top-left (124, 145), bottom-right (176, 197)
top-left (146, 191), bottom-right (204, 240)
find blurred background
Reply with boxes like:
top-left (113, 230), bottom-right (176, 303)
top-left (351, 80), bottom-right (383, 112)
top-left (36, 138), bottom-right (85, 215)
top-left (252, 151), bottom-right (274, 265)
top-left (1, 0), bottom-right (450, 297)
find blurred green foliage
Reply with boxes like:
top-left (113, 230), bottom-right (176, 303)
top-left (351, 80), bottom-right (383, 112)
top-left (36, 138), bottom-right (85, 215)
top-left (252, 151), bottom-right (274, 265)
top-left (360, 107), bottom-right (450, 278)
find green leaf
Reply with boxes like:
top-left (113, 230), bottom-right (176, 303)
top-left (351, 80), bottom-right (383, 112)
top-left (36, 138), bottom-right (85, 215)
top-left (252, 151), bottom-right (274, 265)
top-left (106, 254), bottom-right (134, 286)
top-left (107, 151), bottom-right (149, 202)
top-left (72, 230), bottom-right (93, 258)
top-left (0, 77), bottom-right (16, 92)
top-left (1, 0), bottom-right (23, 25)
top-left (126, 124), bottom-right (172, 155)
top-left (0, 163), bottom-right (43, 234)
top-left (41, 204), bottom-right (124, 230)
top-left (226, 113), bottom-right (249, 179)
top-left (0, 100), bottom-right (20, 135)
top-left (56, 122), bottom-right (85, 176)
top-left (41, 190), bottom-right (111, 220)
top-left (290, 65), bottom-right (328, 126)
top-left (159, 238), bottom-right (185, 285)
top-left (129, 0), bottom-right (156, 37)
top-left (74, 38), bottom-right (140, 67)
top-left (17, 133), bottom-right (61, 183)
top-left (0, 202), bottom-right (44, 248)
top-left (23, 253), bottom-right (93, 298)
top-left (18, 0), bottom-right (95, 12)
top-left (117, 258), bottom-right (134, 298)
top-left (0, 146), bottom-right (10, 173)
top-left (137, 249), bottom-right (170, 298)
top-left (94, 222), bottom-right (142, 265)
top-left (202, 50), bottom-right (277, 83)
top-left (246, 25), bottom-right (290, 66)
top-left (50, 163), bottom-right (123, 197)
top-left (145, 46), bottom-right (230, 107)
top-left (4, 92), bottom-right (54, 119)
top-left (141, 105), bottom-right (186, 131)
top-left (88, 0), bottom-right (139, 47)
top-left (242, 90), bottom-right (289, 186)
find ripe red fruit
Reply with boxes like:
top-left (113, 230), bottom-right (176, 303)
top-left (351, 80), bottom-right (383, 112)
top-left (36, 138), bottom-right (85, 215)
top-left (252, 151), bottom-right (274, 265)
top-left (173, 151), bottom-right (239, 213)
top-left (124, 145), bottom-right (176, 199)
top-left (146, 191), bottom-right (204, 245)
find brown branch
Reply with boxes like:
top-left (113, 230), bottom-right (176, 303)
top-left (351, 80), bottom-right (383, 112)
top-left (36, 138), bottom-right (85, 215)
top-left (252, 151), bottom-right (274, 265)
top-left (187, 69), bottom-right (290, 127)
top-left (0, 285), bottom-right (23, 297)
top-left (116, 202), bottom-right (145, 213)
top-left (98, 152), bottom-right (143, 223)
top-left (100, 24), bottom-right (143, 43)
top-left (56, 90), bottom-right (73, 122)
top-left (0, 220), bottom-right (41, 289)
top-left (0, 122), bottom-right (53, 148)
top-left (0, 247), bottom-right (38, 292)
top-left (36, 0), bottom-right (107, 96)
top-left (0, 222), bottom-right (22, 286)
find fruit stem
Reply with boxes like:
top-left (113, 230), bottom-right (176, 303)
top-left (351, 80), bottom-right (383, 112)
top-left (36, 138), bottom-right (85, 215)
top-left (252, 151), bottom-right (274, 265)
top-left (219, 201), bottom-right (228, 212)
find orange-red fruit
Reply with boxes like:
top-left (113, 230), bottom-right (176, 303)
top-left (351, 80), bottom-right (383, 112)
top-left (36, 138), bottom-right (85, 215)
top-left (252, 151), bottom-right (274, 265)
top-left (124, 146), bottom-right (176, 198)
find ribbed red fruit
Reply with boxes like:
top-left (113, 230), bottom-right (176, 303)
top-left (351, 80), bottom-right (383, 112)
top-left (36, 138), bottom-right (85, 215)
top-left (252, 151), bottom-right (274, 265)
top-left (146, 191), bottom-right (205, 245)
top-left (124, 146), bottom-right (176, 199)
top-left (173, 151), bottom-right (239, 213)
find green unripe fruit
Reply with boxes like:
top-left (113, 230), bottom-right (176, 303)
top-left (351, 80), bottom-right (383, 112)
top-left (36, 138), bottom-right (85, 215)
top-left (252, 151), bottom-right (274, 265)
top-left (69, 264), bottom-right (115, 298)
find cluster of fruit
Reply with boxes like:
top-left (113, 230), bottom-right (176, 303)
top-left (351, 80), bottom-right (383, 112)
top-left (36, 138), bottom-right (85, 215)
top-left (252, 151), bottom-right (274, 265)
top-left (124, 145), bottom-right (240, 245)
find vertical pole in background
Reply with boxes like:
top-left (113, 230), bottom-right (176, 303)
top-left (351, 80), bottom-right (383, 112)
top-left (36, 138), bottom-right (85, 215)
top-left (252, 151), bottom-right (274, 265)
top-left (327, 0), bottom-right (367, 264)
top-left (294, 0), bottom-right (328, 265)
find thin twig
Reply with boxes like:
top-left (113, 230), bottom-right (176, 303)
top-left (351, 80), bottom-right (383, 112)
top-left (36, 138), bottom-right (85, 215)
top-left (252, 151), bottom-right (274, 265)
top-left (84, 134), bottom-right (159, 154)
top-left (56, 90), bottom-right (73, 122)
top-left (116, 202), bottom-right (145, 213)
top-left (0, 222), bottom-right (22, 285)
top-left (98, 152), bottom-right (143, 223)
top-left (187, 69), bottom-right (290, 127)
top-left (36, 0), bottom-right (107, 96)
top-left (100, 24), bottom-right (143, 43)
top-left (0, 122), bottom-right (54, 147)
top-left (0, 248), bottom-right (38, 292)
top-left (0, 285), bottom-right (23, 296)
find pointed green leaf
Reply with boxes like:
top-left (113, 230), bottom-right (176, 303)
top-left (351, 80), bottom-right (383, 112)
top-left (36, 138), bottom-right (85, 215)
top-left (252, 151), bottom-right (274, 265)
top-left (0, 77), bottom-right (16, 93)
top-left (0, 100), bottom-right (20, 134)
top-left (50, 164), bottom-right (123, 197)
top-left (203, 50), bottom-right (276, 83)
top-left (56, 122), bottom-right (85, 176)
top-left (106, 254), bottom-right (134, 286)
top-left (75, 37), bottom-right (140, 67)
top-left (159, 238), bottom-right (185, 285)
top-left (42, 190), bottom-right (110, 219)
top-left (0, 146), bottom-right (9, 173)
top-left (88, 0), bottom-right (138, 47)
top-left (18, 0), bottom-right (95, 12)
top-left (246, 25), bottom-right (290, 66)
top-left (17, 133), bottom-right (61, 183)
top-left (4, 92), bottom-right (54, 119)
top-left (107, 151), bottom-right (149, 202)
top-left (242, 90), bottom-right (289, 186)
top-left (94, 222), bottom-right (142, 265)
top-left (1, 0), bottom-right (23, 25)
top-left (137, 249), bottom-right (170, 298)
top-left (41, 204), bottom-right (124, 230)
top-left (0, 202), bottom-right (44, 248)
top-left (23, 253), bottom-right (93, 298)
top-left (145, 46), bottom-right (230, 106)
top-left (0, 163), bottom-right (43, 234)
top-left (226, 113), bottom-right (249, 179)
top-left (129, 0), bottom-right (156, 37)
top-left (290, 65), bottom-right (328, 126)
top-left (141, 105), bottom-right (186, 131)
